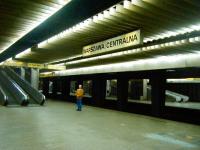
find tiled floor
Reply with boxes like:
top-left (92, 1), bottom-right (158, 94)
top-left (0, 100), bottom-right (199, 150)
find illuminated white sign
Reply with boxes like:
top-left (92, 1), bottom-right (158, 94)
top-left (83, 30), bottom-right (142, 56)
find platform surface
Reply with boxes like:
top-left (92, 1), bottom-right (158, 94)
top-left (0, 100), bottom-right (199, 150)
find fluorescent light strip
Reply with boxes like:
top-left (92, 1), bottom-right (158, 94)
top-left (56, 63), bottom-right (65, 66)
top-left (144, 24), bottom-right (200, 43)
top-left (40, 72), bottom-right (53, 76)
top-left (2, 0), bottom-right (71, 53)
top-left (47, 52), bottom-right (200, 76)
top-left (13, 0), bottom-right (200, 64)
top-left (47, 54), bottom-right (83, 65)
top-left (6, 58), bottom-right (13, 62)
top-left (64, 36), bottom-right (200, 65)
top-left (15, 48), bottom-right (31, 58)
top-left (36, 0), bottom-right (200, 57)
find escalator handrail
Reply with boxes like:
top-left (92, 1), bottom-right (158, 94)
top-left (0, 85), bottom-right (8, 102)
top-left (10, 77), bottom-right (29, 101)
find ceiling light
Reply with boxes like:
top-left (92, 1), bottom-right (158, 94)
top-left (6, 58), bottom-right (13, 62)
top-left (103, 10), bottom-right (110, 18)
top-left (169, 42), bottom-right (174, 46)
top-left (54, 53), bottom-right (200, 76)
top-left (195, 37), bottom-right (200, 42)
top-left (189, 38), bottom-right (195, 43)
top-left (48, 35), bottom-right (59, 43)
top-left (93, 16), bottom-right (98, 22)
top-left (1, 0), bottom-right (71, 54)
top-left (0, 61), bottom-right (4, 65)
top-left (189, 24), bottom-right (200, 31)
top-left (56, 63), bottom-right (65, 66)
top-left (131, 0), bottom-right (141, 5)
top-left (98, 13), bottom-right (104, 20)
top-left (175, 41), bottom-right (181, 45)
top-left (155, 45), bottom-right (160, 48)
top-left (160, 44), bottom-right (165, 47)
top-left (141, 47), bottom-right (145, 51)
top-left (165, 43), bottom-right (169, 46)
top-left (15, 48), bottom-right (31, 58)
top-left (109, 7), bottom-right (116, 15)
top-left (38, 40), bottom-right (48, 48)
top-left (147, 46), bottom-right (151, 50)
top-left (181, 39), bottom-right (187, 43)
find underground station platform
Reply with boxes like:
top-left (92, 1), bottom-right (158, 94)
top-left (0, 0), bottom-right (200, 149)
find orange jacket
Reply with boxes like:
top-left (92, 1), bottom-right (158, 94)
top-left (76, 89), bottom-right (84, 98)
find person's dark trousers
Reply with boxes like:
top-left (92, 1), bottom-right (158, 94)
top-left (76, 99), bottom-right (82, 111)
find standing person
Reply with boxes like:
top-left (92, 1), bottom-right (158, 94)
top-left (75, 84), bottom-right (84, 111)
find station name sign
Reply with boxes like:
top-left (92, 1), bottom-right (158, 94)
top-left (83, 30), bottom-right (142, 56)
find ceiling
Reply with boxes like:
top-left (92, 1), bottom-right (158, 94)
top-left (0, 0), bottom-right (71, 54)
top-left (1, 0), bottom-right (200, 67)
top-left (0, 0), bottom-right (122, 62)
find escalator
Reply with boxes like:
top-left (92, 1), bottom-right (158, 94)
top-left (147, 86), bottom-right (189, 102)
top-left (0, 69), bottom-right (28, 106)
top-left (165, 90), bottom-right (189, 102)
top-left (0, 67), bottom-right (45, 106)
top-left (3, 67), bottom-right (45, 105)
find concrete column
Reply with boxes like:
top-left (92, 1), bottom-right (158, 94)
top-left (117, 78), bottom-right (128, 111)
top-left (25, 68), bottom-right (31, 84)
top-left (151, 73), bottom-right (166, 117)
top-left (31, 68), bottom-right (39, 90)
top-left (19, 67), bottom-right (25, 80)
top-left (24, 68), bottom-right (39, 89)
top-left (13, 67), bottom-right (25, 80)
top-left (92, 78), bottom-right (106, 107)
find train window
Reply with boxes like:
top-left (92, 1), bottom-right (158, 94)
top-left (106, 79), bottom-right (117, 100)
top-left (165, 78), bottom-right (200, 110)
top-left (70, 81), bottom-right (77, 96)
top-left (128, 79), bottom-right (151, 104)
top-left (83, 80), bottom-right (92, 97)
